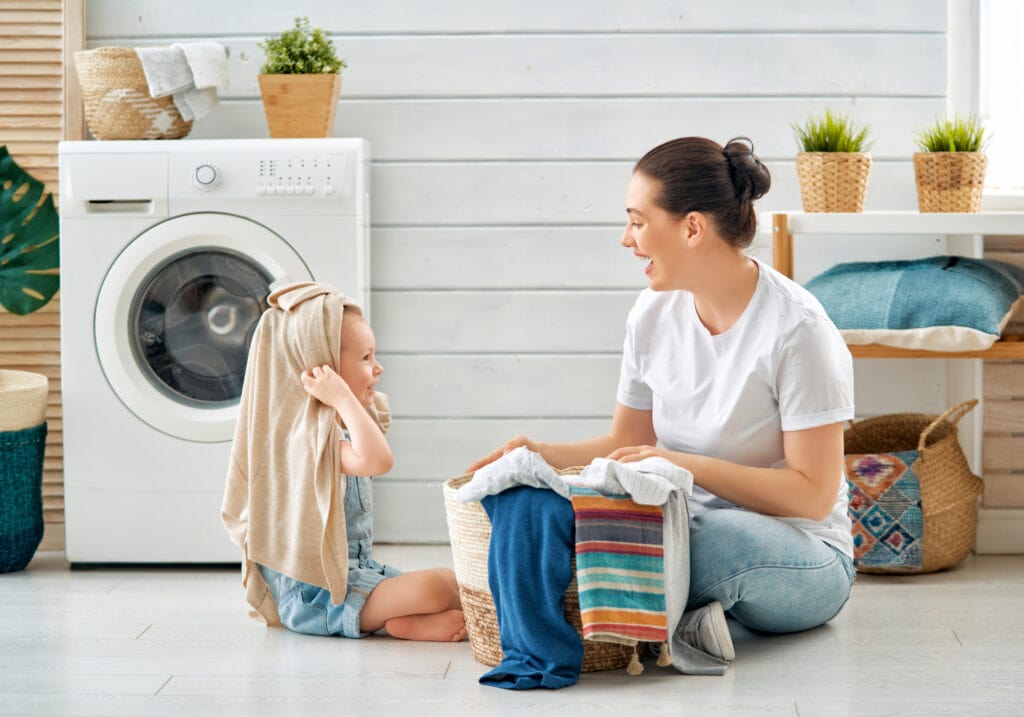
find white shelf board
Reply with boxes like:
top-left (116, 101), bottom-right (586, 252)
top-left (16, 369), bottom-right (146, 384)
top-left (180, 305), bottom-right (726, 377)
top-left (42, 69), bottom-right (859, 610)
top-left (762, 210), bottom-right (1024, 236)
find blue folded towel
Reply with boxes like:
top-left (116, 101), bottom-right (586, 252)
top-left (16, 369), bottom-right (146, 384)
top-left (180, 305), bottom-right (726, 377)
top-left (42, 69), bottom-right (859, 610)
top-left (480, 487), bottom-right (582, 689)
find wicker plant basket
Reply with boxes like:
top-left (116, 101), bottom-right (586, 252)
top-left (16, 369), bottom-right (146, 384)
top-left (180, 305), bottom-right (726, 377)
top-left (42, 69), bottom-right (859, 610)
top-left (844, 400), bottom-right (983, 574)
top-left (74, 47), bottom-right (193, 140)
top-left (444, 470), bottom-right (632, 672)
top-left (0, 370), bottom-right (49, 573)
top-left (913, 152), bottom-right (988, 213)
top-left (796, 152), bottom-right (872, 213)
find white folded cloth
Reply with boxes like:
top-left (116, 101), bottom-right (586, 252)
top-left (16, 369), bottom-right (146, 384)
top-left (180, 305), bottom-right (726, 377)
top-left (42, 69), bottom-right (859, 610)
top-left (457, 446), bottom-right (693, 504)
top-left (174, 41), bottom-right (230, 91)
top-left (135, 41), bottom-right (229, 122)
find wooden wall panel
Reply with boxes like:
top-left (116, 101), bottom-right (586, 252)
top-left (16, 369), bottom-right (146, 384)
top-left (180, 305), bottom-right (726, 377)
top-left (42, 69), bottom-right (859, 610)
top-left (82, 1), bottom-right (958, 542)
top-left (984, 232), bottom-right (1024, 510)
top-left (0, 0), bottom-right (83, 552)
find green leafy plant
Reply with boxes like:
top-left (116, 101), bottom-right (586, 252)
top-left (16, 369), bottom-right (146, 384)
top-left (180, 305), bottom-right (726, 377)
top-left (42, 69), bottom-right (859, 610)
top-left (792, 108), bottom-right (871, 153)
top-left (259, 16), bottom-right (346, 74)
top-left (0, 146), bottom-right (59, 315)
top-left (914, 114), bottom-right (988, 153)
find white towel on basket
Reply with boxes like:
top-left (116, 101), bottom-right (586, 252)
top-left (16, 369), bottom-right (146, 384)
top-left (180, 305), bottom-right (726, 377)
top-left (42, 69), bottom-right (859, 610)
top-left (135, 41), bottom-right (229, 121)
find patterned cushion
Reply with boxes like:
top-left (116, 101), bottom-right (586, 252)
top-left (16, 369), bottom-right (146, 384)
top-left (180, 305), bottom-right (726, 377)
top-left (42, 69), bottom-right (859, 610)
top-left (846, 451), bottom-right (923, 571)
top-left (805, 256), bottom-right (1024, 351)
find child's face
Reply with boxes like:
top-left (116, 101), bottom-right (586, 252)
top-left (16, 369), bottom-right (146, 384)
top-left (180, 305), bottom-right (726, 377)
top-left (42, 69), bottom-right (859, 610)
top-left (338, 317), bottom-right (382, 407)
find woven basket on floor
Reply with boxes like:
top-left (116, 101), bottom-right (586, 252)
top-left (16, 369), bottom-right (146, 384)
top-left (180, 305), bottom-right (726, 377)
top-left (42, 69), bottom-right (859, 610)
top-left (444, 470), bottom-right (632, 672)
top-left (844, 400), bottom-right (983, 574)
top-left (913, 152), bottom-right (988, 213)
top-left (74, 46), bottom-right (192, 140)
top-left (796, 152), bottom-right (871, 213)
top-left (0, 370), bottom-right (49, 573)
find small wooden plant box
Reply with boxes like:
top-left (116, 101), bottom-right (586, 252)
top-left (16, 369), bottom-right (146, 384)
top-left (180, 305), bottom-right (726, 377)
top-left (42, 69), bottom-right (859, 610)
top-left (258, 73), bottom-right (341, 138)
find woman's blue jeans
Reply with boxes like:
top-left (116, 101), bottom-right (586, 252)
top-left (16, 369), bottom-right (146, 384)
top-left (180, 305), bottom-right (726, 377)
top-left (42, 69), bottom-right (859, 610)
top-left (687, 509), bottom-right (855, 634)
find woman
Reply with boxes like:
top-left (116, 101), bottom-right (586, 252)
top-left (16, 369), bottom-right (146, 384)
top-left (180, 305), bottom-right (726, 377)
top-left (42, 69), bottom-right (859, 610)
top-left (469, 136), bottom-right (856, 662)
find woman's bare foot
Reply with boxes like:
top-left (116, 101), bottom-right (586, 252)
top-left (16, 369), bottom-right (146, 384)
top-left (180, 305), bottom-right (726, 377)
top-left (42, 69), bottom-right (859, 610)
top-left (384, 609), bottom-right (468, 642)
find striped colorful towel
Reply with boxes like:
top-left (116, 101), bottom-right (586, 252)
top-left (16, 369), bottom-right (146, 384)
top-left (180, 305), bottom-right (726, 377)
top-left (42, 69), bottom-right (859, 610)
top-left (569, 486), bottom-right (668, 646)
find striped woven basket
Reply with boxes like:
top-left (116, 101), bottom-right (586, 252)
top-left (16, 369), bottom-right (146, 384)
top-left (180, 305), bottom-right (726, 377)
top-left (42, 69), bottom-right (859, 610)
top-left (444, 470), bottom-right (632, 672)
top-left (0, 370), bottom-right (49, 573)
top-left (796, 151), bottom-right (872, 213)
top-left (913, 152), bottom-right (988, 213)
top-left (844, 400), bottom-right (983, 574)
top-left (74, 47), bottom-right (193, 140)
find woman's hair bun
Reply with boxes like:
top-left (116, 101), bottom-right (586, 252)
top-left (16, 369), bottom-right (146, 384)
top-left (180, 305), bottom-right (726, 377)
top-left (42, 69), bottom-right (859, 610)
top-left (723, 137), bottom-right (771, 201)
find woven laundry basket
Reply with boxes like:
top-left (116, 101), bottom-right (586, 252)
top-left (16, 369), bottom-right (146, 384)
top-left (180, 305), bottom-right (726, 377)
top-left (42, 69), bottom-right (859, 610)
top-left (913, 152), bottom-right (988, 213)
top-left (74, 46), bottom-right (193, 140)
top-left (444, 470), bottom-right (632, 672)
top-left (0, 370), bottom-right (49, 573)
top-left (844, 400), bottom-right (983, 574)
top-left (796, 152), bottom-right (872, 213)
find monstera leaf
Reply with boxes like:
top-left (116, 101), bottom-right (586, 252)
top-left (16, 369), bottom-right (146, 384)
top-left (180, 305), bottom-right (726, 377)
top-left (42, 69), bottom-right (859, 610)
top-left (0, 145), bottom-right (59, 315)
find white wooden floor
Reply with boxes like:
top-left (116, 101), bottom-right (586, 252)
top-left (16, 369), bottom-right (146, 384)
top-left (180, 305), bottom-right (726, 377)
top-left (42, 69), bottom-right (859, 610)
top-left (1, 546), bottom-right (1022, 716)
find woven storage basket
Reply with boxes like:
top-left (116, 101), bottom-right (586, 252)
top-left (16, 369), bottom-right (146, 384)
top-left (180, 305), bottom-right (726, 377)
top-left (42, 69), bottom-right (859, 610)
top-left (0, 370), bottom-right (49, 573)
top-left (844, 400), bottom-right (983, 574)
top-left (796, 152), bottom-right (871, 213)
top-left (74, 47), bottom-right (192, 140)
top-left (444, 470), bottom-right (632, 672)
top-left (913, 152), bottom-right (988, 213)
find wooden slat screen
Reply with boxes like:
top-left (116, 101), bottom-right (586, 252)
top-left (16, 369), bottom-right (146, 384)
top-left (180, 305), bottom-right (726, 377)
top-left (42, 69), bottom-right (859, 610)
top-left (0, 0), bottom-right (83, 551)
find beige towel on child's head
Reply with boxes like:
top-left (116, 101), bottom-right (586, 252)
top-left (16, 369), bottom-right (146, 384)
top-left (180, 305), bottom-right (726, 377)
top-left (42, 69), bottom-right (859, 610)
top-left (221, 281), bottom-right (390, 626)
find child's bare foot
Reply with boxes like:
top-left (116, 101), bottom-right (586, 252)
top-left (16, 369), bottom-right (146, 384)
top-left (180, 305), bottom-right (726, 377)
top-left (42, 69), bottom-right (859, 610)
top-left (384, 609), bottom-right (468, 642)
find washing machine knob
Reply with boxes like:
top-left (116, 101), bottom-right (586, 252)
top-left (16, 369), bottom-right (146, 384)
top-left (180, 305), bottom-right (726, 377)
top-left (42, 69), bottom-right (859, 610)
top-left (193, 164), bottom-right (221, 191)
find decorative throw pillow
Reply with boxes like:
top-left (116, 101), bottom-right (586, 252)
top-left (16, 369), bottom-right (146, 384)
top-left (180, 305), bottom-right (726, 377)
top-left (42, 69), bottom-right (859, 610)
top-left (805, 256), bottom-right (1024, 351)
top-left (846, 450), bottom-right (923, 571)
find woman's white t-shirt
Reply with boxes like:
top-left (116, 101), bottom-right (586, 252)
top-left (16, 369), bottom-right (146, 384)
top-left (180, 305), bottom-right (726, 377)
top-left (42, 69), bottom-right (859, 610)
top-left (616, 258), bottom-right (855, 557)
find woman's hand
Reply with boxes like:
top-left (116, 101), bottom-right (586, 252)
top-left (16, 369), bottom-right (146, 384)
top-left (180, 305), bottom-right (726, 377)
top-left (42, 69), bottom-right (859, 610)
top-left (466, 434), bottom-right (540, 473)
top-left (301, 365), bottom-right (356, 411)
top-left (606, 444), bottom-right (687, 467)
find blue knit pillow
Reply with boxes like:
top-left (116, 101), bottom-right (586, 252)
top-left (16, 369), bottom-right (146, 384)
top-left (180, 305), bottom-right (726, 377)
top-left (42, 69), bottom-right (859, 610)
top-left (805, 256), bottom-right (1024, 351)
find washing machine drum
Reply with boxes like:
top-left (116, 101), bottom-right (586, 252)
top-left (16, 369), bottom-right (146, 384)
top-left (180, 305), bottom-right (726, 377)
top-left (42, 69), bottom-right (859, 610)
top-left (133, 249), bottom-right (268, 403)
top-left (95, 213), bottom-right (312, 442)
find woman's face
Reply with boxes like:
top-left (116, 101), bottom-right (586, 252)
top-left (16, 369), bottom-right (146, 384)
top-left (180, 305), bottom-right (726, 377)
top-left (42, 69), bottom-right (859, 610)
top-left (621, 172), bottom-right (689, 291)
top-left (338, 317), bottom-right (383, 407)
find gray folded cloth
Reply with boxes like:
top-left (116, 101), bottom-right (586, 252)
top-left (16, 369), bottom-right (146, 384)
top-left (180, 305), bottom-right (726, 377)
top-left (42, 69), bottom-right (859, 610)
top-left (135, 42), bottom-right (229, 121)
top-left (135, 46), bottom-right (193, 98)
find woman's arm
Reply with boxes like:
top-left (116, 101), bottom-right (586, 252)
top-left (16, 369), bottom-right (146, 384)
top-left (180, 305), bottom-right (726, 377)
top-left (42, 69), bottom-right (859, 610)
top-left (466, 402), bottom-right (657, 472)
top-left (608, 421), bottom-right (845, 521)
top-left (301, 365), bottom-right (394, 477)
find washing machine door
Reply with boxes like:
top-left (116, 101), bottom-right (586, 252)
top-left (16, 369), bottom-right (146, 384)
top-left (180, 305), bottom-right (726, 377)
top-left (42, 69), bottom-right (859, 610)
top-left (95, 212), bottom-right (312, 442)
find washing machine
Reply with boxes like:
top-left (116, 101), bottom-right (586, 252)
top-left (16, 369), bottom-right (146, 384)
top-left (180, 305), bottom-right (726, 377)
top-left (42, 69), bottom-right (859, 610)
top-left (58, 138), bottom-right (370, 564)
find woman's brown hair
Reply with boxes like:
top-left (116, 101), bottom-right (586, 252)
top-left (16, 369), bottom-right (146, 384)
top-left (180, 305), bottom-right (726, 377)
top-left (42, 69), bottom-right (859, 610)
top-left (634, 136), bottom-right (771, 249)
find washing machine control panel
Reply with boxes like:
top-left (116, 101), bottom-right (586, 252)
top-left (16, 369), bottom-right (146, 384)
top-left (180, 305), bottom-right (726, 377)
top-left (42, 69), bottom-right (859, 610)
top-left (168, 143), bottom-right (365, 215)
top-left (254, 155), bottom-right (345, 198)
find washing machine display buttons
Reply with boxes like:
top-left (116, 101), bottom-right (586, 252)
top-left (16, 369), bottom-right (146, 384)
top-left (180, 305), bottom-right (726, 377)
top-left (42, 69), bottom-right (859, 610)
top-left (193, 164), bottom-right (221, 191)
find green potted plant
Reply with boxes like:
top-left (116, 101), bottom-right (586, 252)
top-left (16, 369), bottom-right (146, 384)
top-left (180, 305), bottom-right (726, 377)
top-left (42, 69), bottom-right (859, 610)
top-left (792, 108), bottom-right (872, 212)
top-left (913, 115), bottom-right (989, 213)
top-left (257, 16), bottom-right (347, 138)
top-left (0, 145), bottom-right (58, 572)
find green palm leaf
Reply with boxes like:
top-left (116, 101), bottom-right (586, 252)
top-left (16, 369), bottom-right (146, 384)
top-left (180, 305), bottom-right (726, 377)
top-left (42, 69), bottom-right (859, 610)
top-left (0, 145), bottom-right (59, 315)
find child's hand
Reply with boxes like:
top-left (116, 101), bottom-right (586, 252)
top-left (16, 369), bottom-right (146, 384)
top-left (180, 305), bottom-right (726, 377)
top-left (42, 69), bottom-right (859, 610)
top-left (301, 365), bottom-right (355, 410)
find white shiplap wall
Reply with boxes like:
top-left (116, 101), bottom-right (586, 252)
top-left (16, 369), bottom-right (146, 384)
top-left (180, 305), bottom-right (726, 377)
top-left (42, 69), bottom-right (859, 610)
top-left (86, 0), bottom-right (950, 541)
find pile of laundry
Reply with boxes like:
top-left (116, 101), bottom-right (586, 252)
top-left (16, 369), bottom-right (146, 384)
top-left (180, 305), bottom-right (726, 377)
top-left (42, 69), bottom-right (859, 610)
top-left (457, 447), bottom-right (730, 690)
top-left (135, 41), bottom-right (230, 122)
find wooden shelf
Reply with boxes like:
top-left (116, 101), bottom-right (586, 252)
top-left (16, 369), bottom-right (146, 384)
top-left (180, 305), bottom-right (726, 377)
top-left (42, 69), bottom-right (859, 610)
top-left (769, 210), bottom-right (1024, 359)
top-left (847, 336), bottom-right (1024, 359)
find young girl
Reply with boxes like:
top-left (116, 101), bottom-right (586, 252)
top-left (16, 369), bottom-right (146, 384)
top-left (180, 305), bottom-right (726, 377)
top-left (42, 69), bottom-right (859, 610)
top-left (223, 281), bottom-right (466, 642)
